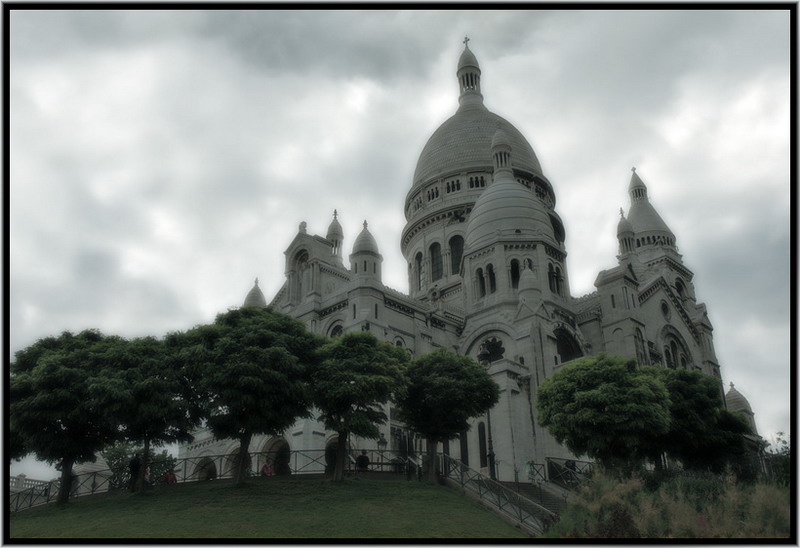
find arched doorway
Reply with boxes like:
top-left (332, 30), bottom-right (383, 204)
top-left (260, 437), bottom-right (292, 476)
top-left (194, 457), bottom-right (217, 481)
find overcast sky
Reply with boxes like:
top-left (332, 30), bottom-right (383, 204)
top-left (9, 9), bottom-right (791, 480)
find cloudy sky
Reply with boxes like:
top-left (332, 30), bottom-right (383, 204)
top-left (10, 9), bottom-right (791, 479)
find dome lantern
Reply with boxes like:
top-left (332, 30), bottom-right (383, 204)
top-left (457, 36), bottom-right (483, 109)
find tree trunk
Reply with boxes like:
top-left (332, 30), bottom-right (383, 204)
top-left (138, 437), bottom-right (151, 492)
top-left (334, 431), bottom-right (348, 482)
top-left (236, 431), bottom-right (252, 486)
top-left (57, 457), bottom-right (74, 505)
top-left (426, 438), bottom-right (438, 484)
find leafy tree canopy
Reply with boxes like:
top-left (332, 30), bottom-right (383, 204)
top-left (312, 331), bottom-right (409, 481)
top-left (175, 307), bottom-right (325, 484)
top-left (395, 348), bottom-right (499, 483)
top-left (396, 348), bottom-right (499, 442)
top-left (646, 367), bottom-right (750, 473)
top-left (10, 330), bottom-right (126, 503)
top-left (536, 353), bottom-right (671, 471)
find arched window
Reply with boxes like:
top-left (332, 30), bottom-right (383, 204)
top-left (510, 259), bottom-right (520, 289)
top-left (449, 235), bottom-right (464, 275)
top-left (555, 328), bottom-right (583, 363)
top-left (477, 268), bottom-right (486, 297)
top-left (329, 324), bottom-right (343, 337)
top-left (675, 279), bottom-right (686, 300)
top-left (487, 264), bottom-right (496, 294)
top-left (415, 252), bottom-right (423, 291)
top-left (555, 267), bottom-right (564, 296)
top-left (430, 242), bottom-right (443, 282)
top-left (664, 347), bottom-right (675, 368)
top-left (548, 263), bottom-right (556, 292)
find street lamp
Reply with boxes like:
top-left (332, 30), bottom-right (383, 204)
top-left (478, 351), bottom-right (496, 481)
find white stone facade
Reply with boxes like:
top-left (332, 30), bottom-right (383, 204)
top-left (179, 43), bottom-right (725, 482)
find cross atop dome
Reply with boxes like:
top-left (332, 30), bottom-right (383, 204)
top-left (463, 35), bottom-right (470, 47)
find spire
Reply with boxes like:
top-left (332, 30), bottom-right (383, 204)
top-left (457, 37), bottom-right (484, 109)
top-left (625, 169), bottom-right (676, 249)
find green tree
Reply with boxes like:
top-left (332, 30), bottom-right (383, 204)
top-left (536, 354), bottom-right (671, 474)
top-left (94, 336), bottom-right (198, 492)
top-left (395, 348), bottom-right (499, 483)
top-left (646, 367), bottom-right (750, 473)
top-left (178, 307), bottom-right (324, 485)
top-left (312, 332), bottom-right (409, 482)
top-left (10, 330), bottom-right (124, 504)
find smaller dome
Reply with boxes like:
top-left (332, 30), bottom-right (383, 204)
top-left (617, 210), bottom-right (634, 235)
top-left (352, 221), bottom-right (380, 255)
top-left (725, 383), bottom-right (753, 414)
top-left (458, 43), bottom-right (480, 72)
top-left (243, 278), bottom-right (267, 308)
top-left (326, 210), bottom-right (343, 241)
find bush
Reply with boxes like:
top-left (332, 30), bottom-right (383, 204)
top-left (543, 471), bottom-right (790, 538)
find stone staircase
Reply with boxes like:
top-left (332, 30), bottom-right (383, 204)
top-left (500, 480), bottom-right (569, 516)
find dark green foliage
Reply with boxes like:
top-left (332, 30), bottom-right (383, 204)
top-left (176, 307), bottom-right (324, 485)
top-left (645, 367), bottom-right (750, 474)
top-left (395, 349), bottom-right (499, 483)
top-left (312, 332), bottom-right (409, 481)
top-left (536, 354), bottom-right (671, 472)
top-left (10, 330), bottom-right (126, 504)
top-left (92, 336), bottom-right (198, 492)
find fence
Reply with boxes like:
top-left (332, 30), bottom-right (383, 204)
top-left (442, 455), bottom-right (556, 535)
top-left (9, 449), bottom-right (417, 513)
top-left (545, 457), bottom-right (593, 491)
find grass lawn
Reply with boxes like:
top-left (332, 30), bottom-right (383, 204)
top-left (9, 475), bottom-right (529, 539)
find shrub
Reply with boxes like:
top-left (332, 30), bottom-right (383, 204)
top-left (543, 471), bottom-right (790, 539)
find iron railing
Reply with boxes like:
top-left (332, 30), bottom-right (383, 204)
top-left (545, 457), bottom-right (593, 491)
top-left (9, 449), bottom-right (417, 513)
top-left (527, 462), bottom-right (546, 483)
top-left (441, 454), bottom-right (556, 535)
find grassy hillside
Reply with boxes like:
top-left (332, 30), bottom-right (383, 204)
top-left (9, 475), bottom-right (528, 539)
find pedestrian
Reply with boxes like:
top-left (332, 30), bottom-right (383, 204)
top-left (356, 450), bottom-right (370, 472)
top-left (260, 462), bottom-right (273, 476)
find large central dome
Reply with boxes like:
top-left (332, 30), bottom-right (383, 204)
top-left (412, 106), bottom-right (543, 187)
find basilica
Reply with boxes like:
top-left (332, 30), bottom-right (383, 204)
top-left (179, 42), bottom-right (744, 481)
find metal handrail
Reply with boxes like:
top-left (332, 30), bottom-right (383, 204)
top-left (9, 449), bottom-right (416, 513)
top-left (442, 454), bottom-right (556, 535)
top-left (545, 457), bottom-right (593, 491)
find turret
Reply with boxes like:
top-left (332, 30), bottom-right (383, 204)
top-left (243, 278), bottom-right (267, 308)
top-left (349, 221), bottom-right (382, 282)
top-left (617, 208), bottom-right (635, 256)
top-left (326, 209), bottom-right (344, 265)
